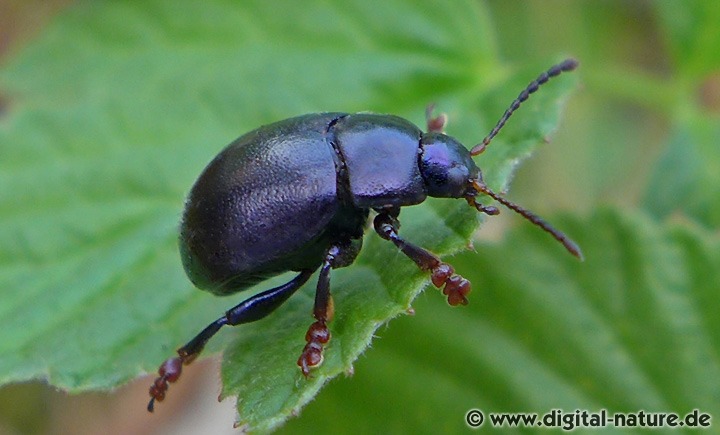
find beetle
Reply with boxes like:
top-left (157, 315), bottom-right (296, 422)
top-left (147, 59), bottom-right (582, 411)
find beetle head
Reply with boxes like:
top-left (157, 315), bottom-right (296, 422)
top-left (421, 58), bottom-right (583, 260)
top-left (419, 132), bottom-right (481, 199)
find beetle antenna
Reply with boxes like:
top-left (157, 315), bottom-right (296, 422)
top-left (470, 181), bottom-right (583, 260)
top-left (470, 58), bottom-right (578, 156)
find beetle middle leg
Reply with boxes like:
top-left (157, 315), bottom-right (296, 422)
top-left (373, 209), bottom-right (471, 306)
top-left (148, 269), bottom-right (314, 411)
top-left (297, 242), bottom-right (360, 377)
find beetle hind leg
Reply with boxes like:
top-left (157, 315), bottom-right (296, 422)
top-left (373, 210), bottom-right (471, 306)
top-left (148, 269), bottom-right (314, 412)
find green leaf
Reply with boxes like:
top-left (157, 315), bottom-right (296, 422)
top-left (642, 119), bottom-right (720, 227)
top-left (642, 2), bottom-right (720, 227)
top-left (655, 0), bottom-right (720, 77)
top-left (0, 0), bottom-right (578, 430)
top-left (282, 208), bottom-right (720, 433)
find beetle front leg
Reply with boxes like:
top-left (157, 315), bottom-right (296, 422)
top-left (373, 210), bottom-right (471, 306)
top-left (148, 269), bottom-right (314, 412)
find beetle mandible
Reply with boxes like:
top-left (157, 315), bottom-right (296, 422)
top-left (148, 59), bottom-right (582, 411)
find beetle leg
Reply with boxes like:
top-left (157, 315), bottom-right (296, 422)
top-left (297, 245), bottom-right (339, 377)
top-left (425, 103), bottom-right (448, 133)
top-left (373, 211), bottom-right (471, 306)
top-left (148, 269), bottom-right (314, 412)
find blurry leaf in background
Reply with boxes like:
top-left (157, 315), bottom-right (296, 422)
top-left (0, 0), bottom-right (579, 431)
top-left (642, 2), bottom-right (720, 227)
top-left (644, 120), bottom-right (720, 226)
top-left (656, 0), bottom-right (720, 78)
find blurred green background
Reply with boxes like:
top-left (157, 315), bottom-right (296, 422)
top-left (1, 0), bottom-right (718, 434)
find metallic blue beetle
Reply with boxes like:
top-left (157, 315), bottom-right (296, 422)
top-left (148, 59), bottom-right (582, 411)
